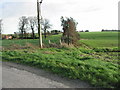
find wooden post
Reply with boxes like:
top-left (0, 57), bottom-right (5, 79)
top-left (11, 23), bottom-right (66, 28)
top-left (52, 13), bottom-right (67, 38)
top-left (49, 40), bottom-right (51, 44)
top-left (60, 39), bottom-right (62, 45)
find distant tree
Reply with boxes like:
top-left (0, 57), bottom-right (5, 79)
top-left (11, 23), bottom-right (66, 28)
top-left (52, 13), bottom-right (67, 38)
top-left (47, 31), bottom-right (51, 35)
top-left (0, 19), bottom-right (2, 39)
top-left (18, 16), bottom-right (28, 39)
top-left (41, 18), bottom-right (52, 39)
top-left (14, 32), bottom-right (17, 38)
top-left (85, 30), bottom-right (89, 32)
top-left (60, 16), bottom-right (80, 45)
top-left (80, 30), bottom-right (84, 32)
top-left (28, 17), bottom-right (37, 39)
top-left (101, 29), bottom-right (104, 32)
top-left (51, 30), bottom-right (61, 35)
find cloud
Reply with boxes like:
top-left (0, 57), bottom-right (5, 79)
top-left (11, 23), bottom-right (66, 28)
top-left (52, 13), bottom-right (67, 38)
top-left (3, 0), bottom-right (35, 3)
top-left (2, 2), bottom-right (37, 18)
top-left (2, 1), bottom-right (37, 34)
top-left (2, 17), bottom-right (19, 34)
top-left (0, 0), bottom-right (3, 18)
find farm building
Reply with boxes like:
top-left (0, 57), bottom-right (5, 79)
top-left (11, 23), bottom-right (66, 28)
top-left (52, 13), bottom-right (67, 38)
top-left (2, 35), bottom-right (13, 40)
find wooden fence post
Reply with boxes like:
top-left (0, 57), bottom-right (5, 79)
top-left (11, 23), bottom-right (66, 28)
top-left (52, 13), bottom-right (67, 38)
top-left (60, 39), bottom-right (62, 45)
top-left (49, 40), bottom-right (51, 44)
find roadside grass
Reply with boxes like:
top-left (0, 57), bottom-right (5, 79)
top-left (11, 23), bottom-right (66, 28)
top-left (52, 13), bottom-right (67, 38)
top-left (2, 48), bottom-right (119, 88)
top-left (1, 32), bottom-right (119, 88)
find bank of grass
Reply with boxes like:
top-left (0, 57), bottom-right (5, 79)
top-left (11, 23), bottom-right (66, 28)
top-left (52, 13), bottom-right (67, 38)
top-left (2, 48), bottom-right (119, 88)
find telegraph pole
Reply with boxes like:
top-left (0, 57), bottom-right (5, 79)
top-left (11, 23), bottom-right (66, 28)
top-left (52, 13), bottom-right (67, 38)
top-left (37, 0), bottom-right (43, 48)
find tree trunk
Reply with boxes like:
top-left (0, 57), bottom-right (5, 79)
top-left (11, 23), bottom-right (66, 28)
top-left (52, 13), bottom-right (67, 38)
top-left (44, 28), bottom-right (47, 39)
top-left (21, 31), bottom-right (24, 39)
top-left (32, 28), bottom-right (35, 39)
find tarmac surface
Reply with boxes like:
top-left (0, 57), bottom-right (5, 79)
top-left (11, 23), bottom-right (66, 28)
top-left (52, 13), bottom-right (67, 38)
top-left (2, 61), bottom-right (92, 88)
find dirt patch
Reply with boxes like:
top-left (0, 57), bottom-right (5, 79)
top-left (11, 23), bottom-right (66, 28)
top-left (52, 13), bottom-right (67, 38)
top-left (80, 39), bottom-right (89, 40)
top-left (42, 51), bottom-right (55, 54)
top-left (2, 43), bottom-right (40, 51)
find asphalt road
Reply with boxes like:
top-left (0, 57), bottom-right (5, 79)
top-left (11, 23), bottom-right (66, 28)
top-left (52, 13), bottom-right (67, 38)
top-left (2, 62), bottom-right (92, 88)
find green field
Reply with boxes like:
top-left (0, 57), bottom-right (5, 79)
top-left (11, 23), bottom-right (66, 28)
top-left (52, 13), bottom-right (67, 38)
top-left (1, 32), bottom-right (119, 88)
top-left (1, 34), bottom-right (61, 48)
top-left (80, 32), bottom-right (118, 48)
top-left (1, 32), bottom-right (118, 48)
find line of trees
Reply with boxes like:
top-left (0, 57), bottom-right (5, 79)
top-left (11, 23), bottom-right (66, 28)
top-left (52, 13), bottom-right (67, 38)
top-left (18, 16), bottom-right (80, 46)
top-left (2, 16), bottom-right (80, 46)
top-left (18, 16), bottom-right (52, 39)
top-left (101, 29), bottom-right (120, 32)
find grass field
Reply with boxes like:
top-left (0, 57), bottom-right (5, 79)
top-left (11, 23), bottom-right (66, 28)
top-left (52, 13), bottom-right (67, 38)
top-left (80, 32), bottom-right (118, 48)
top-left (1, 32), bottom-right (119, 88)
top-left (1, 32), bottom-right (118, 48)
top-left (1, 34), bottom-right (61, 48)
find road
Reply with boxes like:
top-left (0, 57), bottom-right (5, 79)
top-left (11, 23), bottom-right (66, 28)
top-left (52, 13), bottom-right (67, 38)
top-left (2, 62), bottom-right (92, 88)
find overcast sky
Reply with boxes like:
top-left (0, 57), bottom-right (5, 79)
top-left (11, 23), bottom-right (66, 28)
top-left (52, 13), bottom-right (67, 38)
top-left (0, 0), bottom-right (119, 34)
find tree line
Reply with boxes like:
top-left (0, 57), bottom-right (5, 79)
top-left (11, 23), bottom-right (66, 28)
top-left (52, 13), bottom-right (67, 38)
top-left (1, 16), bottom-right (80, 46)
top-left (101, 29), bottom-right (120, 32)
top-left (18, 16), bottom-right (52, 39)
top-left (18, 16), bottom-right (80, 45)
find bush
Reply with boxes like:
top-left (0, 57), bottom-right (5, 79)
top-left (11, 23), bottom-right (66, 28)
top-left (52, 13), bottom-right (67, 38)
top-left (61, 16), bottom-right (80, 45)
top-left (85, 30), bottom-right (89, 32)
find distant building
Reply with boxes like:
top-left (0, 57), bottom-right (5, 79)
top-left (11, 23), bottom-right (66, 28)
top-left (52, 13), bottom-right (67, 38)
top-left (2, 35), bottom-right (12, 40)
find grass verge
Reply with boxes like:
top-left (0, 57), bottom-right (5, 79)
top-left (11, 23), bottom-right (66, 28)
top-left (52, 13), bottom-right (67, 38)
top-left (1, 48), bottom-right (120, 88)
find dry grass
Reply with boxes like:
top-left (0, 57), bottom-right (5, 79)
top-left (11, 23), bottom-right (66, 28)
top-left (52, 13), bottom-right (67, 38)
top-left (42, 51), bottom-right (55, 54)
top-left (60, 43), bottom-right (74, 48)
top-left (2, 43), bottom-right (40, 51)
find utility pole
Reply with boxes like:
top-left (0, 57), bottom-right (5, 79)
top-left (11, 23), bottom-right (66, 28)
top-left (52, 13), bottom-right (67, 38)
top-left (37, 0), bottom-right (43, 48)
top-left (0, 19), bottom-right (2, 39)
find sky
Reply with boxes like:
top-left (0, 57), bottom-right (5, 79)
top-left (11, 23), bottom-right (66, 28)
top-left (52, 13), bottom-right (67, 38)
top-left (0, 0), bottom-right (119, 34)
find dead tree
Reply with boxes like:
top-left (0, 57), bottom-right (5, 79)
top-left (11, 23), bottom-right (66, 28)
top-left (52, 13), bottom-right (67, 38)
top-left (28, 17), bottom-right (37, 39)
top-left (41, 18), bottom-right (52, 39)
top-left (18, 16), bottom-right (28, 39)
